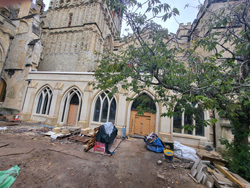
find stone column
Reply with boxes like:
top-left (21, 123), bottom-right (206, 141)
top-left (116, 93), bottom-right (127, 127)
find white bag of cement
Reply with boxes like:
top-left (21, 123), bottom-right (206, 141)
top-left (174, 141), bottom-right (198, 162)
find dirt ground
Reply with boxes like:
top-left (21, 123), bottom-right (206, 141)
top-left (0, 124), bottom-right (205, 188)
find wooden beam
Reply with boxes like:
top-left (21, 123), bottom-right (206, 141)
top-left (214, 163), bottom-right (246, 188)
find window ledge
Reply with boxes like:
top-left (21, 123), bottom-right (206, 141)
top-left (173, 133), bottom-right (206, 140)
top-left (33, 113), bottom-right (50, 117)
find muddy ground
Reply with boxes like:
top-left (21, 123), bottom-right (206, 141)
top-left (0, 124), bottom-right (205, 188)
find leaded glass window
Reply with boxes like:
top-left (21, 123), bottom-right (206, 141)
top-left (173, 104), bottom-right (205, 137)
top-left (93, 91), bottom-right (117, 123)
top-left (36, 86), bottom-right (53, 115)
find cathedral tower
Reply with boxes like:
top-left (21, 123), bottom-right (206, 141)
top-left (38, 0), bottom-right (123, 72)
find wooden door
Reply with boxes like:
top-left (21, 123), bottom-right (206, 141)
top-left (67, 104), bottom-right (78, 125)
top-left (129, 110), bottom-right (156, 136)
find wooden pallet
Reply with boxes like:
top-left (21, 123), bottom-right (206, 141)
top-left (84, 126), bottom-right (101, 152)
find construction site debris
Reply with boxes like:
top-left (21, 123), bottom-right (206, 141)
top-left (157, 160), bottom-right (163, 165)
top-left (44, 127), bottom-right (81, 139)
top-left (174, 141), bottom-right (198, 162)
top-left (188, 156), bottom-right (249, 188)
top-left (68, 135), bottom-right (91, 144)
top-left (81, 128), bottom-right (91, 135)
top-left (144, 132), bottom-right (164, 153)
top-left (214, 163), bottom-right (246, 188)
top-left (0, 121), bottom-right (19, 126)
top-left (95, 122), bottom-right (118, 155)
top-left (84, 126), bottom-right (101, 152)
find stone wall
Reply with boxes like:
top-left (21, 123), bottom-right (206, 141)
top-left (38, 0), bottom-right (122, 72)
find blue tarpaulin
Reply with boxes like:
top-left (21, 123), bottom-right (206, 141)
top-left (144, 135), bottom-right (164, 153)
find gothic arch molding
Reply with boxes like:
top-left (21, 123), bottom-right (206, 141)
top-left (59, 86), bottom-right (83, 125)
top-left (126, 90), bottom-right (160, 135)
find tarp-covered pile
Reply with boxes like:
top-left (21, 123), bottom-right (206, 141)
top-left (144, 132), bottom-right (164, 153)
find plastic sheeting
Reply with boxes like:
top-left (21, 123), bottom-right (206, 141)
top-left (174, 141), bottom-right (198, 162)
top-left (103, 122), bottom-right (114, 136)
top-left (0, 165), bottom-right (20, 188)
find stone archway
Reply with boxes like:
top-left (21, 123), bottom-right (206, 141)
top-left (60, 87), bottom-right (82, 126)
top-left (67, 93), bottom-right (79, 125)
top-left (129, 93), bottom-right (156, 136)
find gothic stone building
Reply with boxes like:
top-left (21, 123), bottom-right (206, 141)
top-left (0, 0), bottom-right (238, 148)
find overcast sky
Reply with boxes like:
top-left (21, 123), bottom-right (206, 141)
top-left (42, 0), bottom-right (204, 34)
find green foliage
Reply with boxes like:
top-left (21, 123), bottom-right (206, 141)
top-left (94, 0), bottom-right (250, 180)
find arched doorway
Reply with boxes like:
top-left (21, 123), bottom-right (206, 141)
top-left (67, 93), bottom-right (79, 125)
top-left (129, 93), bottom-right (156, 136)
top-left (60, 87), bottom-right (82, 126)
top-left (0, 79), bottom-right (6, 102)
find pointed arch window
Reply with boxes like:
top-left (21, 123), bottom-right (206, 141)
top-left (93, 91), bottom-right (117, 123)
top-left (36, 86), bottom-right (53, 115)
top-left (173, 104), bottom-right (205, 136)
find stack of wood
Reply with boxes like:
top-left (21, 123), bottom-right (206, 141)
top-left (189, 159), bottom-right (250, 188)
top-left (84, 126), bottom-right (101, 152)
top-left (68, 135), bottom-right (91, 144)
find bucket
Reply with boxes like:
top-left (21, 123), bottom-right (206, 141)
top-left (163, 141), bottom-right (174, 150)
top-left (164, 149), bottom-right (174, 162)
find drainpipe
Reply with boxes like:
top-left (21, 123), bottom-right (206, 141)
top-left (0, 36), bottom-right (14, 84)
top-left (212, 110), bottom-right (216, 149)
top-left (22, 79), bottom-right (31, 110)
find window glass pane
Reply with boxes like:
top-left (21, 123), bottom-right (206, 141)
top-left (131, 94), bottom-right (156, 112)
top-left (36, 94), bottom-right (43, 113)
top-left (42, 94), bottom-right (49, 114)
top-left (184, 113), bottom-right (193, 135)
top-left (70, 94), bottom-right (79, 104)
top-left (61, 97), bottom-right (67, 122)
top-left (47, 95), bottom-right (53, 115)
top-left (109, 99), bottom-right (116, 122)
top-left (195, 108), bottom-right (204, 136)
top-left (101, 93), bottom-right (106, 99)
top-left (173, 106), bottom-right (182, 133)
top-left (93, 97), bottom-right (101, 121)
top-left (101, 98), bottom-right (108, 122)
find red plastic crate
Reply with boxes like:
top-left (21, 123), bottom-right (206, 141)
top-left (94, 141), bottom-right (105, 152)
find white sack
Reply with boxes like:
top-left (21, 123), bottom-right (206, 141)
top-left (174, 141), bottom-right (198, 162)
